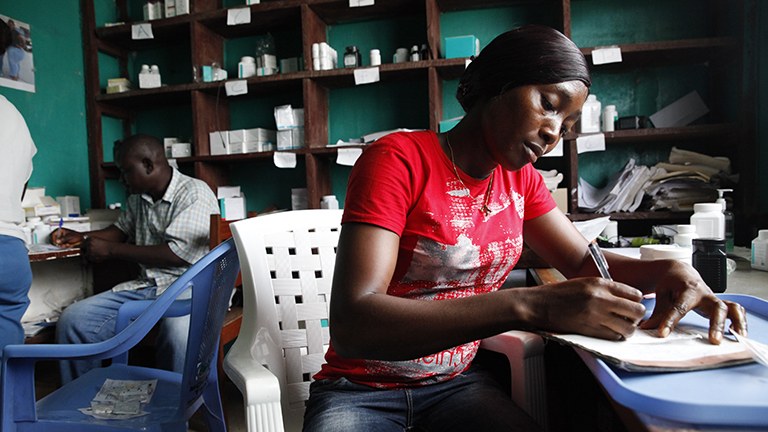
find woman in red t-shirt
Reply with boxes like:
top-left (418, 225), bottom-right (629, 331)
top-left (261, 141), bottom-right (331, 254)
top-left (304, 25), bottom-right (747, 432)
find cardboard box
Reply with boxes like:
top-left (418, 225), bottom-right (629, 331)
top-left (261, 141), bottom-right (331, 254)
top-left (210, 131), bottom-right (228, 155)
top-left (444, 35), bottom-right (479, 59)
top-left (219, 196), bottom-right (246, 221)
top-left (277, 127), bottom-right (305, 150)
top-left (552, 188), bottom-right (568, 213)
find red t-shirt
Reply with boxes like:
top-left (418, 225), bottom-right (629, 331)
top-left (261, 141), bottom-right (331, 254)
top-left (315, 130), bottom-right (555, 388)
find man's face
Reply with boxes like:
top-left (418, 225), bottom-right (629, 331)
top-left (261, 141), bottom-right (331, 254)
top-left (115, 151), bottom-right (152, 195)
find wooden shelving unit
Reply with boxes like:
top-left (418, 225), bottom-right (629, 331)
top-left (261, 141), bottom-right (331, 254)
top-left (80, 0), bottom-right (746, 230)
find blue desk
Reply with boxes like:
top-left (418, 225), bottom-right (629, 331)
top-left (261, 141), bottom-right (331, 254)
top-left (576, 294), bottom-right (768, 430)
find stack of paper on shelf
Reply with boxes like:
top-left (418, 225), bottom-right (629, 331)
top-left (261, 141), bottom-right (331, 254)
top-left (578, 158), bottom-right (659, 213)
top-left (644, 147), bottom-right (732, 212)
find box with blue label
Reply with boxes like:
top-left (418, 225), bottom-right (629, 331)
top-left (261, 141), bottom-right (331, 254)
top-left (444, 35), bottom-right (480, 59)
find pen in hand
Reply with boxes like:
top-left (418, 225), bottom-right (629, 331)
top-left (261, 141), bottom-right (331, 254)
top-left (588, 242), bottom-right (613, 281)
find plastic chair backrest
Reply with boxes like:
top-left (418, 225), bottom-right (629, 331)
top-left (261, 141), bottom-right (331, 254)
top-left (178, 237), bottom-right (240, 415)
top-left (230, 210), bottom-right (342, 429)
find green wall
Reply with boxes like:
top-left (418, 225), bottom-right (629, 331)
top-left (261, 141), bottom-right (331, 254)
top-left (0, 1), bottom-right (764, 216)
top-left (0, 1), bottom-right (90, 210)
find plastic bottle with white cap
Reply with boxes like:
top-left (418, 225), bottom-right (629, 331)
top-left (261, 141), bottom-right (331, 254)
top-left (690, 202), bottom-right (724, 239)
top-left (752, 230), bottom-right (768, 271)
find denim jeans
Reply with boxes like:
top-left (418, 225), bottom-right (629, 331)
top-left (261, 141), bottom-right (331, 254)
top-left (0, 236), bottom-right (32, 356)
top-left (55, 285), bottom-right (190, 383)
top-left (303, 362), bottom-right (541, 432)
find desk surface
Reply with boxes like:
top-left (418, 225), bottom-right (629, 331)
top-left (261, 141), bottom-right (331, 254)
top-left (28, 245), bottom-right (80, 263)
top-left (529, 247), bottom-right (768, 431)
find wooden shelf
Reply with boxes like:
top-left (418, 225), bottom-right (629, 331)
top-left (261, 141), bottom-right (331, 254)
top-left (82, 0), bottom-right (744, 222)
top-left (568, 211), bottom-right (693, 222)
top-left (581, 37), bottom-right (738, 68)
top-left (563, 123), bottom-right (738, 144)
top-left (306, 0), bottom-right (422, 25)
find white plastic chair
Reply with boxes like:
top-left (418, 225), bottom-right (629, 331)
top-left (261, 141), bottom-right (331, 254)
top-left (226, 209), bottom-right (548, 432)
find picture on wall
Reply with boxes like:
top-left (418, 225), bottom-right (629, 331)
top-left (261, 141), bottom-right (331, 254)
top-left (0, 14), bottom-right (35, 93)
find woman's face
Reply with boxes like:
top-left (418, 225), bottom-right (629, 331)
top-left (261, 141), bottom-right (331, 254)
top-left (481, 81), bottom-right (588, 172)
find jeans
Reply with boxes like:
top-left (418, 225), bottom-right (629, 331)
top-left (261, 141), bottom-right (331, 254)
top-left (0, 236), bottom-right (32, 357)
top-left (303, 361), bottom-right (541, 432)
top-left (55, 285), bottom-right (190, 384)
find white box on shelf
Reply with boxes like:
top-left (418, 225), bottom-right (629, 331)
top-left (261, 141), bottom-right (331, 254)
top-left (209, 131), bottom-right (230, 156)
top-left (243, 141), bottom-right (275, 153)
top-left (138, 73), bottom-right (161, 89)
top-left (171, 143), bottom-right (192, 158)
top-left (274, 105), bottom-right (304, 129)
top-left (277, 127), bottom-right (305, 150)
top-left (220, 196), bottom-right (246, 221)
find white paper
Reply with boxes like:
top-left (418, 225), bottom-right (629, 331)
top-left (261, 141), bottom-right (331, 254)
top-left (549, 326), bottom-right (751, 371)
top-left (273, 152), bottom-right (297, 168)
top-left (349, 0), bottom-right (374, 6)
top-left (542, 138), bottom-right (563, 157)
top-left (336, 148), bottom-right (362, 166)
top-left (576, 133), bottom-right (606, 154)
top-left (353, 67), bottom-right (380, 85)
top-left (591, 46), bottom-right (623, 65)
top-left (649, 91), bottom-right (709, 128)
top-left (131, 23), bottom-right (154, 40)
top-left (225, 80), bottom-right (248, 96)
top-left (228, 8), bottom-right (251, 25)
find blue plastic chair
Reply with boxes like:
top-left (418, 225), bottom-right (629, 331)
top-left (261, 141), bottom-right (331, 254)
top-left (1, 238), bottom-right (240, 432)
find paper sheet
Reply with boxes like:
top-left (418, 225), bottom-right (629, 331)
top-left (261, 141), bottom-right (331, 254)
top-left (547, 326), bottom-right (753, 372)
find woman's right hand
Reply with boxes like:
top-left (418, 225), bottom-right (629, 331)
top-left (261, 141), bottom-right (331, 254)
top-left (528, 277), bottom-right (646, 340)
top-left (50, 228), bottom-right (86, 248)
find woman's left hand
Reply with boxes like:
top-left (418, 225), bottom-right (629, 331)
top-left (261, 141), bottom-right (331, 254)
top-left (639, 260), bottom-right (748, 344)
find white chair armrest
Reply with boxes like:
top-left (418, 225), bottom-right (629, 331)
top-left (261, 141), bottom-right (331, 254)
top-left (480, 330), bottom-right (548, 430)
top-left (224, 351), bottom-right (285, 432)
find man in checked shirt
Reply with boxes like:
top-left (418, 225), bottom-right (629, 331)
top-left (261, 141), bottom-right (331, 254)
top-left (52, 134), bottom-right (220, 383)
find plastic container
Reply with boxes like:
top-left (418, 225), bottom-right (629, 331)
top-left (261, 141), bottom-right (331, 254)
top-left (716, 189), bottom-right (734, 252)
top-left (369, 49), bottom-right (381, 66)
top-left (238, 56), bottom-right (256, 78)
top-left (343, 46), bottom-right (361, 68)
top-left (692, 238), bottom-right (727, 293)
top-left (690, 203), bottom-right (725, 240)
top-left (674, 224), bottom-right (699, 247)
top-left (410, 45), bottom-right (420, 61)
top-left (602, 105), bottom-right (617, 132)
top-left (640, 244), bottom-right (692, 266)
top-left (320, 195), bottom-right (339, 210)
top-left (751, 230), bottom-right (768, 271)
top-left (579, 94), bottom-right (601, 133)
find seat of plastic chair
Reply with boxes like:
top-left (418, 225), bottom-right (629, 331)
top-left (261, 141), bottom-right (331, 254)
top-left (1, 238), bottom-right (240, 432)
top-left (226, 210), bottom-right (548, 432)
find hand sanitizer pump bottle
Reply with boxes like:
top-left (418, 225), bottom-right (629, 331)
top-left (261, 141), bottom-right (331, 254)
top-left (716, 188), bottom-right (734, 251)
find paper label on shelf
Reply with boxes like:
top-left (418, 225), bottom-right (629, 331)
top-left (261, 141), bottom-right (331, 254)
top-left (349, 0), bottom-right (374, 7)
top-left (227, 7), bottom-right (252, 25)
top-left (131, 23), bottom-right (154, 40)
top-left (353, 67), bottom-right (380, 85)
top-left (591, 46), bottom-right (622, 65)
top-left (273, 152), bottom-right (297, 168)
top-left (576, 133), bottom-right (606, 154)
top-left (543, 138), bottom-right (563, 158)
top-left (336, 148), bottom-right (363, 166)
top-left (225, 80), bottom-right (248, 96)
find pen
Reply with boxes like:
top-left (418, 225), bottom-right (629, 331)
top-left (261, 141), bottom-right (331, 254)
top-left (56, 217), bottom-right (63, 244)
top-left (588, 242), bottom-right (613, 281)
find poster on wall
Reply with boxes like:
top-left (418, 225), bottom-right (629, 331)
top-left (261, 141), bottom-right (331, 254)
top-left (0, 14), bottom-right (35, 93)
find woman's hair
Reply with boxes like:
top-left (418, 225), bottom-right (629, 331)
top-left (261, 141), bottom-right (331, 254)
top-left (0, 19), bottom-right (11, 55)
top-left (457, 25), bottom-right (591, 113)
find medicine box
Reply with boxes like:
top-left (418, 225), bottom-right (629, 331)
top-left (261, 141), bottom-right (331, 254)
top-left (444, 35), bottom-right (479, 59)
top-left (171, 143), bottom-right (192, 158)
top-left (209, 131), bottom-right (230, 155)
top-left (277, 127), bottom-right (305, 150)
top-left (274, 105), bottom-right (305, 129)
